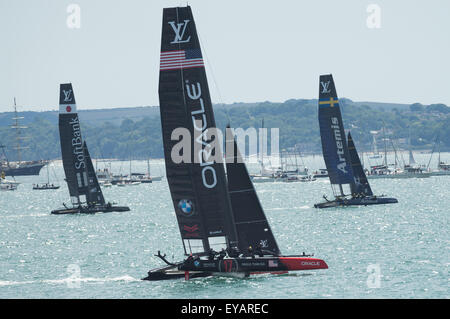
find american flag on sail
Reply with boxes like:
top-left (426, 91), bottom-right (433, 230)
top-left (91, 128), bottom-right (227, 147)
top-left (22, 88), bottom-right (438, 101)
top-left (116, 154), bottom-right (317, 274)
top-left (160, 49), bottom-right (204, 71)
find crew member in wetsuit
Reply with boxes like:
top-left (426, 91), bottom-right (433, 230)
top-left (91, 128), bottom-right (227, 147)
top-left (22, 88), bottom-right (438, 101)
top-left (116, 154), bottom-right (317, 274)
top-left (218, 249), bottom-right (227, 260)
top-left (185, 254), bottom-right (196, 267)
top-left (227, 247), bottom-right (239, 258)
top-left (208, 249), bottom-right (217, 260)
top-left (247, 245), bottom-right (255, 258)
top-left (254, 243), bottom-right (264, 257)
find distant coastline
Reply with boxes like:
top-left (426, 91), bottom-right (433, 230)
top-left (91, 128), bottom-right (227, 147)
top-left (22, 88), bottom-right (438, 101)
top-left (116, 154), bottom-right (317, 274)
top-left (0, 98), bottom-right (448, 161)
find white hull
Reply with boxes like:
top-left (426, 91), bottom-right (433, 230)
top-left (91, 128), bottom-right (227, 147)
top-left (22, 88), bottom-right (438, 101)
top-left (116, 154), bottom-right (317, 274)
top-left (429, 170), bottom-right (450, 176)
top-left (367, 172), bottom-right (432, 179)
top-left (251, 176), bottom-right (278, 183)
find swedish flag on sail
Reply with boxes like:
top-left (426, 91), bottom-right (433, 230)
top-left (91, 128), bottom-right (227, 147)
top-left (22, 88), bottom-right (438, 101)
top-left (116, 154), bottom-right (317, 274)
top-left (319, 97), bottom-right (339, 108)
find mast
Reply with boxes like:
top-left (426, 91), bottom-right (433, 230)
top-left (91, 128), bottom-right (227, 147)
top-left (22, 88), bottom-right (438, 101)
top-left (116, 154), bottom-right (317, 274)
top-left (382, 125), bottom-right (388, 167)
top-left (408, 129), bottom-right (416, 165)
top-left (11, 98), bottom-right (29, 164)
top-left (317, 74), bottom-right (354, 197)
top-left (390, 139), bottom-right (399, 168)
top-left (425, 134), bottom-right (439, 170)
top-left (438, 137), bottom-right (441, 167)
top-left (158, 6), bottom-right (238, 256)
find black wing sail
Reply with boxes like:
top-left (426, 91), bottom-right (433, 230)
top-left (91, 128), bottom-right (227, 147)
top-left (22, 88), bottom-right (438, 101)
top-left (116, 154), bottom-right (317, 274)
top-left (58, 83), bottom-right (89, 205)
top-left (226, 128), bottom-right (280, 256)
top-left (158, 6), bottom-right (238, 256)
top-left (347, 132), bottom-right (373, 196)
top-left (318, 74), bottom-right (354, 193)
top-left (83, 141), bottom-right (106, 205)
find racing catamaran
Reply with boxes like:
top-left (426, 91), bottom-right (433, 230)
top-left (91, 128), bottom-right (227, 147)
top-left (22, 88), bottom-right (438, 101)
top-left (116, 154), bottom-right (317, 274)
top-left (144, 6), bottom-right (327, 280)
top-left (314, 74), bottom-right (398, 208)
top-left (51, 83), bottom-right (130, 215)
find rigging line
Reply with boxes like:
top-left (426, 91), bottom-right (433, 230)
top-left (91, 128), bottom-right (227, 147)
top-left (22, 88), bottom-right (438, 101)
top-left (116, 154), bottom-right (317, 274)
top-left (175, 8), bottom-right (188, 121)
top-left (196, 22), bottom-right (231, 126)
top-left (392, 138), bottom-right (405, 167)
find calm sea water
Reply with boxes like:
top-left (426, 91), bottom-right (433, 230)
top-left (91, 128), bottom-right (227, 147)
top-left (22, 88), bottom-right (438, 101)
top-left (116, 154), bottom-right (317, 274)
top-left (0, 153), bottom-right (448, 299)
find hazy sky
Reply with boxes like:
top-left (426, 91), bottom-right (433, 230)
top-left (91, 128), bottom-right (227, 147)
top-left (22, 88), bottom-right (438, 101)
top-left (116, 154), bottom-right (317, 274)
top-left (1, 0), bottom-right (449, 111)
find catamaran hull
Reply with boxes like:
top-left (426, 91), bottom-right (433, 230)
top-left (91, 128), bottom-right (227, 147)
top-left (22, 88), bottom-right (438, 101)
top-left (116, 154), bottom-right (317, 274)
top-left (51, 205), bottom-right (130, 215)
top-left (314, 197), bottom-right (398, 208)
top-left (143, 265), bottom-right (212, 281)
top-left (143, 257), bottom-right (328, 281)
top-left (429, 171), bottom-right (450, 176)
top-left (251, 176), bottom-right (278, 183)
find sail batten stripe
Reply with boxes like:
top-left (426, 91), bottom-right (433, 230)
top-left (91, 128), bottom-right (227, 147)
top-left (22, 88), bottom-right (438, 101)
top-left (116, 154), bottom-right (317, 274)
top-left (229, 188), bottom-right (254, 194)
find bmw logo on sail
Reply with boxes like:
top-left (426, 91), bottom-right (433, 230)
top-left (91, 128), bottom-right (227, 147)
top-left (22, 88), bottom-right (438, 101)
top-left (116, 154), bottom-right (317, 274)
top-left (178, 199), bottom-right (194, 216)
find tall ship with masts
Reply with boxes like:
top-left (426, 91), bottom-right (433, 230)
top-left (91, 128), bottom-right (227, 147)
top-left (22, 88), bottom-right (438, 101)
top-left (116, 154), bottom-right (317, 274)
top-left (0, 98), bottom-right (46, 176)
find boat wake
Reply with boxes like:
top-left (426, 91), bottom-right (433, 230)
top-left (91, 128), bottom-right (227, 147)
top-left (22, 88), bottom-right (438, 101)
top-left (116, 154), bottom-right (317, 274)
top-left (0, 213), bottom-right (49, 219)
top-left (266, 205), bottom-right (310, 212)
top-left (0, 275), bottom-right (139, 287)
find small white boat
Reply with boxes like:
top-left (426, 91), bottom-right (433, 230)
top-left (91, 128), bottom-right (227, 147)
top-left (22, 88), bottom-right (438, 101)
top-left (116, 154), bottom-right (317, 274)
top-left (0, 175), bottom-right (19, 191)
top-left (0, 183), bottom-right (17, 191)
